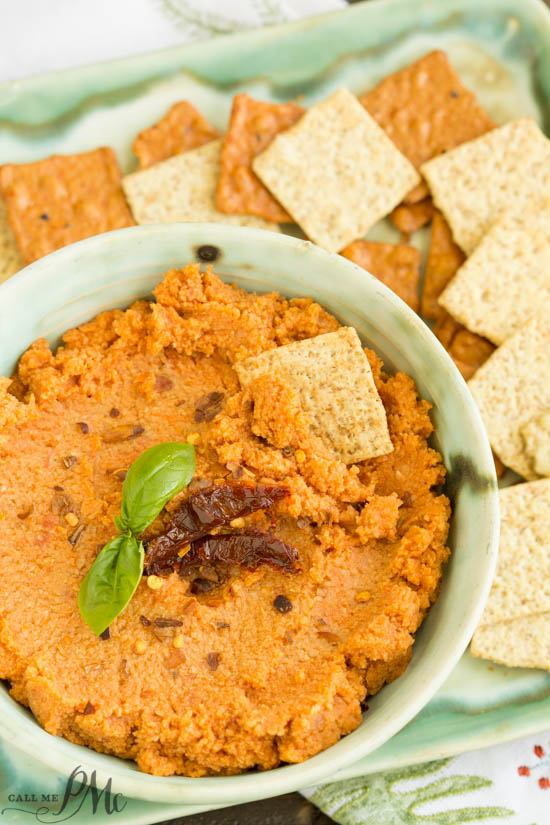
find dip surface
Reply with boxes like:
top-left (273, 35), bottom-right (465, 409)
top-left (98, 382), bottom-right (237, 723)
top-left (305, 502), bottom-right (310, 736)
top-left (0, 266), bottom-right (450, 776)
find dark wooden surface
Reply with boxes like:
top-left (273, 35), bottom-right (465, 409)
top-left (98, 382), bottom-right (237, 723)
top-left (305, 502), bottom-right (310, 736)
top-left (155, 794), bottom-right (335, 825)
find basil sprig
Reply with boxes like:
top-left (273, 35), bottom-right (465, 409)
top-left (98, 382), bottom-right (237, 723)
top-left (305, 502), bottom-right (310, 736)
top-left (78, 442), bottom-right (195, 636)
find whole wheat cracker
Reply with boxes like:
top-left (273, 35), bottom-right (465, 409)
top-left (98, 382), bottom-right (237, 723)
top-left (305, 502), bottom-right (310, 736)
top-left (468, 313), bottom-right (550, 479)
top-left (340, 239), bottom-right (421, 311)
top-left (0, 148), bottom-right (134, 264)
top-left (235, 326), bottom-right (393, 464)
top-left (0, 197), bottom-right (22, 283)
top-left (476, 479), bottom-right (550, 626)
top-left (521, 410), bottom-right (550, 477)
top-left (439, 211), bottom-right (550, 345)
top-left (361, 50), bottom-right (494, 203)
top-left (122, 139), bottom-right (278, 231)
top-left (252, 88), bottom-right (420, 253)
top-left (471, 612), bottom-right (550, 671)
top-left (421, 118), bottom-right (550, 254)
top-left (133, 101), bottom-right (220, 169)
top-left (216, 94), bottom-right (304, 222)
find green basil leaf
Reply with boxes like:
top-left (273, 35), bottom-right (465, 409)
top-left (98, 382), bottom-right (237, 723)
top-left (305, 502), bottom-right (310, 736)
top-left (78, 534), bottom-right (144, 636)
top-left (118, 442), bottom-right (196, 536)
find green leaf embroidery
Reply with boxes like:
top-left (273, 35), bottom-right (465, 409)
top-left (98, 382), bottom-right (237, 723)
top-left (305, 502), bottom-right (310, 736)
top-left (118, 442), bottom-right (195, 535)
top-left (310, 757), bottom-right (514, 824)
top-left (78, 535), bottom-right (144, 636)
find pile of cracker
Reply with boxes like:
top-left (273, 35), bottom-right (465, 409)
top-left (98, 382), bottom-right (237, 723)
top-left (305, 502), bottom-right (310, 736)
top-left (1, 50), bottom-right (549, 670)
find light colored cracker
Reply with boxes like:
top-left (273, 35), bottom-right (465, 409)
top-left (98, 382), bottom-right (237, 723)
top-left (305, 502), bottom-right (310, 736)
top-left (521, 409), bottom-right (550, 477)
top-left (471, 612), bottom-right (550, 671)
top-left (0, 148), bottom-right (135, 264)
top-left (216, 93), bottom-right (304, 222)
top-left (340, 239), bottom-right (420, 312)
top-left (133, 101), bottom-right (220, 169)
top-left (0, 197), bottom-right (22, 284)
top-left (440, 212), bottom-right (550, 345)
top-left (122, 140), bottom-right (278, 231)
top-left (235, 327), bottom-right (393, 464)
top-left (421, 119), bottom-right (550, 254)
top-left (476, 479), bottom-right (550, 626)
top-left (252, 88), bottom-right (419, 253)
top-left (468, 314), bottom-right (550, 479)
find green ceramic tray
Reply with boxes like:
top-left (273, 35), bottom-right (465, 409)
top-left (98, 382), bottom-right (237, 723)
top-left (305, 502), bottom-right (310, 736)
top-left (1, 0), bottom-right (550, 820)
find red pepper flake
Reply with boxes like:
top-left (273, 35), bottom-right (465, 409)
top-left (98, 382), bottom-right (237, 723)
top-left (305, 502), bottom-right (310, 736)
top-left (155, 375), bottom-right (174, 392)
top-left (68, 524), bottom-right (85, 546)
top-left (518, 766), bottom-right (530, 777)
top-left (83, 701), bottom-right (95, 715)
top-left (114, 470), bottom-right (127, 481)
top-left (131, 424), bottom-right (145, 439)
top-left (535, 745), bottom-right (545, 758)
top-left (191, 578), bottom-right (217, 594)
top-left (109, 407), bottom-right (120, 418)
top-left (99, 627), bottom-right (110, 640)
top-left (77, 422), bottom-right (89, 434)
top-left (539, 777), bottom-right (550, 789)
top-left (53, 485), bottom-right (64, 491)
top-left (139, 615), bottom-right (151, 627)
top-left (206, 652), bottom-right (221, 671)
top-left (273, 595), bottom-right (293, 614)
top-left (216, 621), bottom-right (230, 629)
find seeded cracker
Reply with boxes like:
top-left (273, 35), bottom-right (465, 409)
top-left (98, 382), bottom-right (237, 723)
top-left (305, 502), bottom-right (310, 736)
top-left (471, 613), bottom-right (550, 671)
top-left (521, 410), bottom-right (550, 477)
top-left (440, 211), bottom-right (550, 345)
top-left (235, 327), bottom-right (393, 464)
top-left (252, 88), bottom-right (420, 253)
top-left (468, 314), bottom-right (550, 479)
top-left (133, 101), bottom-right (220, 169)
top-left (340, 240), bottom-right (421, 311)
top-left (216, 94), bottom-right (304, 222)
top-left (476, 479), bottom-right (550, 627)
top-left (122, 140), bottom-right (278, 231)
top-left (421, 119), bottom-right (550, 254)
top-left (0, 148), bottom-right (135, 264)
top-left (0, 197), bottom-right (22, 283)
top-left (361, 51), bottom-right (494, 203)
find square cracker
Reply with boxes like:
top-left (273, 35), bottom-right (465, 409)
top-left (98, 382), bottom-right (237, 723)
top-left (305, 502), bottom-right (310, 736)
top-left (0, 197), bottom-right (22, 284)
top-left (521, 409), bottom-right (550, 478)
top-left (132, 101), bottom-right (220, 169)
top-left (439, 211), bottom-right (550, 346)
top-left (0, 148), bottom-right (134, 264)
top-left (421, 118), bottom-right (550, 254)
top-left (216, 94), bottom-right (304, 222)
top-left (235, 326), bottom-right (393, 464)
top-left (471, 612), bottom-right (550, 670)
top-left (476, 479), bottom-right (550, 627)
top-left (421, 209), bottom-right (465, 321)
top-left (361, 51), bottom-right (494, 203)
top-left (252, 88), bottom-right (420, 253)
top-left (122, 139), bottom-right (278, 231)
top-left (340, 239), bottom-right (420, 312)
top-left (468, 313), bottom-right (550, 479)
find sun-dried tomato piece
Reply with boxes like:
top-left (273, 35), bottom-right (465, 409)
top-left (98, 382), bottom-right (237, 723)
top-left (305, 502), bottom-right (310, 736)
top-left (144, 483), bottom-right (289, 574)
top-left (181, 532), bottom-right (299, 574)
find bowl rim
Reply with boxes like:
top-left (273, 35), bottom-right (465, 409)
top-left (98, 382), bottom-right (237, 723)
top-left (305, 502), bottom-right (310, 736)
top-left (0, 223), bottom-right (500, 805)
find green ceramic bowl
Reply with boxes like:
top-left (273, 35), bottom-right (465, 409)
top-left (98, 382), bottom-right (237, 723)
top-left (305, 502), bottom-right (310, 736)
top-left (0, 223), bottom-right (499, 806)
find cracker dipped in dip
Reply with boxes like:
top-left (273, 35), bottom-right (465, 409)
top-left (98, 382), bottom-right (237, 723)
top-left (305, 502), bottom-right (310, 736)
top-left (0, 265), bottom-right (450, 776)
